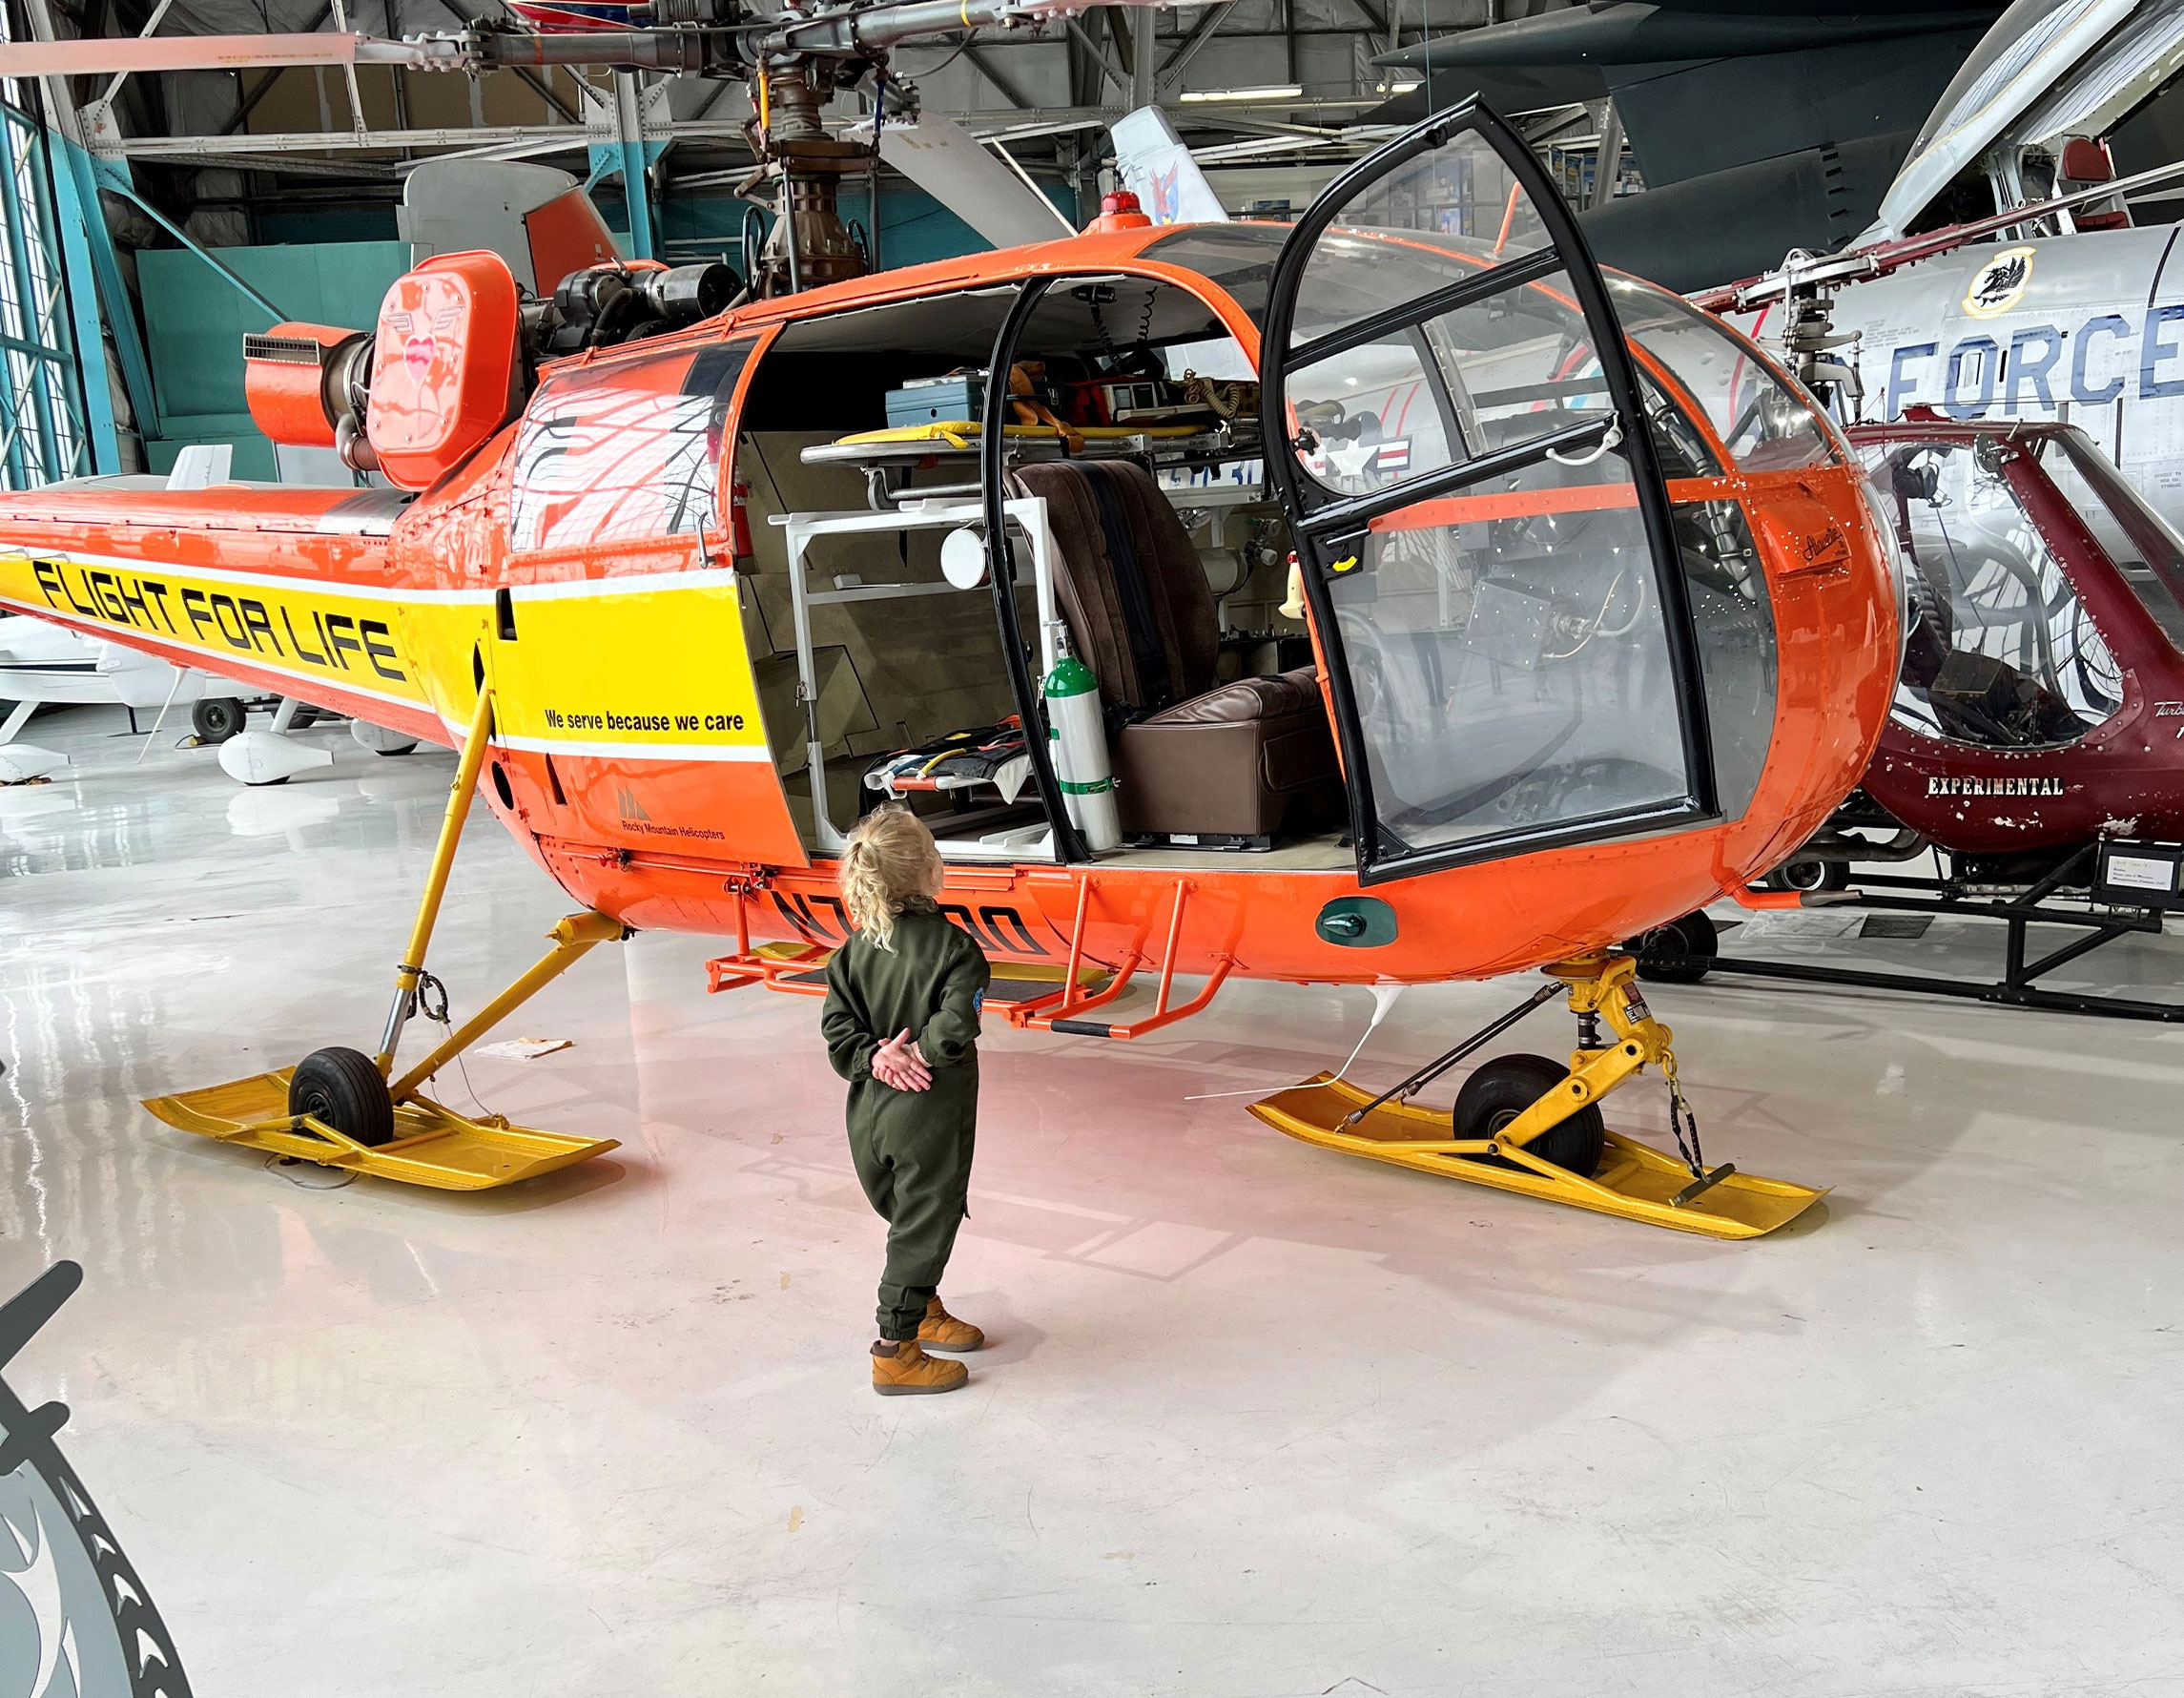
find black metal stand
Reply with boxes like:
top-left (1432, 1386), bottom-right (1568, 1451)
top-left (1686, 846), bottom-right (2184, 1022)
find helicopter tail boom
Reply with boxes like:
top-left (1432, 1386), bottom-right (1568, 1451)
top-left (0, 487), bottom-right (452, 750)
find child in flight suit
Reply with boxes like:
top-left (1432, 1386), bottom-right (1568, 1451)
top-left (822, 805), bottom-right (993, 1396)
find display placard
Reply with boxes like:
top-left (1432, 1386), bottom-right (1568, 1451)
top-left (2096, 839), bottom-right (2184, 909)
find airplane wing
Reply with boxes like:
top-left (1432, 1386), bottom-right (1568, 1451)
top-left (1865, 0), bottom-right (2172, 241)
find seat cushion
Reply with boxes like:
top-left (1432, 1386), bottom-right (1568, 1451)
top-left (1136, 670), bottom-right (1326, 726)
top-left (1114, 672), bottom-right (1339, 839)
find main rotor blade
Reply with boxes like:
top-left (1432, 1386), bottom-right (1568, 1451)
top-left (0, 27), bottom-right (700, 75)
top-left (0, 30), bottom-right (373, 74)
top-left (0, 0), bottom-right (1172, 81)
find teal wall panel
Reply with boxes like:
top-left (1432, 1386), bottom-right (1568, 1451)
top-left (657, 184), bottom-right (1079, 274)
top-left (144, 422), bottom-right (276, 482)
top-left (138, 239), bottom-right (409, 427)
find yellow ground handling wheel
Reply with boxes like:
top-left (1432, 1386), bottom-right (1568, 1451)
top-left (1248, 951), bottom-right (1828, 1240)
top-left (142, 684), bottom-right (626, 1191)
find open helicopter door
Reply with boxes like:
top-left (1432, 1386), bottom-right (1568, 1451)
top-left (1259, 101), bottom-right (1718, 885)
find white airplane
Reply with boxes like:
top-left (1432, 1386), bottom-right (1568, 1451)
top-left (0, 611), bottom-right (210, 782)
top-left (1702, 1), bottom-right (2184, 534)
top-left (0, 610), bottom-right (425, 785)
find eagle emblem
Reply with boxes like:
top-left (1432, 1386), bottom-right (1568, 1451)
top-left (1963, 246), bottom-right (2037, 320)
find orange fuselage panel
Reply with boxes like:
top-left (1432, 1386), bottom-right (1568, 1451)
top-left (0, 229), bottom-right (1897, 987)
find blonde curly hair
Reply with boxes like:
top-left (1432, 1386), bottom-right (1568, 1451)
top-left (840, 804), bottom-right (943, 951)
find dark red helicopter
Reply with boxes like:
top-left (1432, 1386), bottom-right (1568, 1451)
top-left (1630, 413), bottom-right (2184, 1020)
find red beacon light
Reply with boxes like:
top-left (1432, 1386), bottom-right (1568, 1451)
top-left (1093, 189), bottom-right (1153, 233)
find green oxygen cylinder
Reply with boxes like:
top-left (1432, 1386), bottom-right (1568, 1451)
top-left (1043, 625), bottom-right (1120, 851)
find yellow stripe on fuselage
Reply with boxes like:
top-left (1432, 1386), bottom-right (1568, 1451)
top-left (0, 550), bottom-right (775, 764)
top-left (0, 549), bottom-right (429, 712)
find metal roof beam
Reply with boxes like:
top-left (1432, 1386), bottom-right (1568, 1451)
top-left (961, 40), bottom-right (1036, 111)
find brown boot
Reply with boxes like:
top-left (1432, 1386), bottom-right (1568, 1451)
top-left (917, 1295), bottom-right (984, 1355)
top-left (871, 1337), bottom-right (968, 1396)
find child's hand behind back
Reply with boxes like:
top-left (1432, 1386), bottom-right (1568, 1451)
top-left (872, 1027), bottom-right (933, 1093)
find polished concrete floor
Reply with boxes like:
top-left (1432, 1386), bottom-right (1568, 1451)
top-left (4, 703), bottom-right (2182, 1696)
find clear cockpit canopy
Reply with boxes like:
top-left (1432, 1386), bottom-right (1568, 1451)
top-left (1607, 280), bottom-right (1844, 475)
top-left (1147, 126), bottom-right (1801, 857)
top-left (2030, 427), bottom-right (2184, 655)
top-left (1858, 430), bottom-right (2123, 749)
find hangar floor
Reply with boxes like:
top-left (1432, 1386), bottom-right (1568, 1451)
top-left (3, 703), bottom-right (2181, 1696)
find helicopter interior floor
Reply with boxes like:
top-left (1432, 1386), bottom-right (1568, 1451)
top-left (731, 274), bottom-right (1333, 867)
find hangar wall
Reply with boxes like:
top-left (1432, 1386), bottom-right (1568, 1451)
top-left (138, 240), bottom-right (409, 480)
top-left (131, 179), bottom-right (1076, 481)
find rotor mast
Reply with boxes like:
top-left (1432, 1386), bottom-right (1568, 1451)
top-left (0, 0), bottom-right (1125, 298)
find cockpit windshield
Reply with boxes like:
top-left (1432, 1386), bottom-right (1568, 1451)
top-left (2035, 428), bottom-right (2184, 655)
top-left (1859, 433), bottom-right (2121, 749)
top-left (1147, 222), bottom-right (1836, 477)
top-left (1607, 280), bottom-right (1844, 474)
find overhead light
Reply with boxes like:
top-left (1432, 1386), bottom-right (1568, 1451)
top-left (1181, 85), bottom-right (1304, 103)
top-left (1376, 77), bottom-right (1421, 94)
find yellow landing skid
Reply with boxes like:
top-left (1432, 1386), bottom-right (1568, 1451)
top-left (145, 1067), bottom-right (618, 1191)
top-left (1248, 1072), bottom-right (1826, 1240)
top-left (139, 688), bottom-right (625, 1194)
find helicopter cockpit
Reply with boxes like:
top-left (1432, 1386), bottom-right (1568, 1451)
top-left (1171, 206), bottom-right (1819, 877)
top-left (1868, 433), bottom-right (2128, 750)
top-left (712, 114), bottom-right (1860, 881)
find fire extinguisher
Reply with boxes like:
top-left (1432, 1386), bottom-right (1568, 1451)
top-left (1043, 625), bottom-right (1121, 852)
top-left (729, 476), bottom-right (754, 563)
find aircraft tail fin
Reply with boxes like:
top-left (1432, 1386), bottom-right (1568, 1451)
top-left (1110, 106), bottom-right (1228, 226)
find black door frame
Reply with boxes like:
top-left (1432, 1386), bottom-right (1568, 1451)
top-left (980, 276), bottom-right (1091, 864)
top-left (1257, 96), bottom-right (1720, 886)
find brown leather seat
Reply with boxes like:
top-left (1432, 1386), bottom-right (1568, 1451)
top-left (1010, 461), bottom-right (1339, 841)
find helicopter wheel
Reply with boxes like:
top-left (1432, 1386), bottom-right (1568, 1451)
top-left (1453, 1054), bottom-right (1604, 1178)
top-left (287, 1046), bottom-right (395, 1149)
top-left (191, 695), bottom-right (247, 743)
top-left (1764, 858), bottom-right (1848, 894)
top-left (1624, 910), bottom-right (1717, 984)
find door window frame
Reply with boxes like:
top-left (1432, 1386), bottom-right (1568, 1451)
top-left (1258, 99), bottom-right (1721, 884)
top-left (981, 276), bottom-right (1089, 863)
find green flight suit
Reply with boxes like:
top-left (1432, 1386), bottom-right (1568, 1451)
top-left (821, 904), bottom-right (992, 1341)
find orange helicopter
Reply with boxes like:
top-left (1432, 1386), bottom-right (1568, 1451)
top-left (0, 103), bottom-right (1900, 1236)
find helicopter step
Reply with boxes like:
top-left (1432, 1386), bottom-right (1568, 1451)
top-left (139, 686), bottom-right (625, 1191)
top-left (1248, 955), bottom-right (1828, 1240)
top-left (707, 939), bottom-right (1111, 1010)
